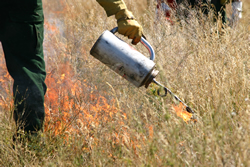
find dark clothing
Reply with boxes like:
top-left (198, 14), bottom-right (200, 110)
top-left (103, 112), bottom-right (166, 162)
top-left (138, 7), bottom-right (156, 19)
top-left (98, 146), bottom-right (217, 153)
top-left (0, 0), bottom-right (46, 134)
top-left (176, 0), bottom-right (226, 23)
top-left (211, 0), bottom-right (226, 23)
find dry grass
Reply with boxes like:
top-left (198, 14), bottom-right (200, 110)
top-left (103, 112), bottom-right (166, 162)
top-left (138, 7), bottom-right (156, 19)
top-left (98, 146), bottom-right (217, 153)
top-left (0, 0), bottom-right (249, 166)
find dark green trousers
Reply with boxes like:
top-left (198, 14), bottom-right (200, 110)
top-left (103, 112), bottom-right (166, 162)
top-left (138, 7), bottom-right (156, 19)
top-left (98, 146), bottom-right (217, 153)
top-left (0, 1), bottom-right (46, 134)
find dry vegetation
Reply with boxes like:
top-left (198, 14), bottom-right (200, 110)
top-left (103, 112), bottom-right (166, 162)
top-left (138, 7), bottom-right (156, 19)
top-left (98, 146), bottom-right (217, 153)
top-left (0, 0), bottom-right (249, 166)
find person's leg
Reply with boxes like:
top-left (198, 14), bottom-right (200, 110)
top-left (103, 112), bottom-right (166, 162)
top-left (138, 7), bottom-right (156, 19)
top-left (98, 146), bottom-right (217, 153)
top-left (211, 0), bottom-right (226, 24)
top-left (0, 19), bottom-right (47, 137)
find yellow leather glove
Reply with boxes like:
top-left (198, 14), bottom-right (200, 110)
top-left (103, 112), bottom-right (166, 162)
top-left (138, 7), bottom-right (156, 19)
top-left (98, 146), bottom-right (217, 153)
top-left (115, 9), bottom-right (143, 45)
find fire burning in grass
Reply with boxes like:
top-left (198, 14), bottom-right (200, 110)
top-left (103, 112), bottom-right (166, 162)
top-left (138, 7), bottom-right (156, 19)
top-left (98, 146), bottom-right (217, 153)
top-left (43, 60), bottom-right (150, 154)
top-left (0, 55), bottom-right (13, 111)
top-left (172, 103), bottom-right (196, 123)
top-left (44, 61), bottom-right (119, 136)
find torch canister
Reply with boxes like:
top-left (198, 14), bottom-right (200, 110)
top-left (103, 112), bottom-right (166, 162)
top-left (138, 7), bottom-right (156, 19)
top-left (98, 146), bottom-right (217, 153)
top-left (90, 27), bottom-right (158, 88)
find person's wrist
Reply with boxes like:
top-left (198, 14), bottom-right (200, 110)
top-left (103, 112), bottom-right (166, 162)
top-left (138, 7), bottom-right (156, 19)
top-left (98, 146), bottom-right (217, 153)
top-left (115, 9), bottom-right (135, 22)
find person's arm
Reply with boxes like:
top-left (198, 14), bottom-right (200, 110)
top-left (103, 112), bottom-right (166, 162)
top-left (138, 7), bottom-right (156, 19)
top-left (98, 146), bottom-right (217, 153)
top-left (96, 0), bottom-right (143, 45)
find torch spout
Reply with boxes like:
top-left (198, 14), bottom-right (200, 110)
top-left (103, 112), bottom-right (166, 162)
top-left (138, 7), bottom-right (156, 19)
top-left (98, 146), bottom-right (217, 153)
top-left (152, 79), bottom-right (194, 114)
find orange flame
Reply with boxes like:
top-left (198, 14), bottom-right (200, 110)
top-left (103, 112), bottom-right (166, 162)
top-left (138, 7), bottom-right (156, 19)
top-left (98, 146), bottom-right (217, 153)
top-left (172, 103), bottom-right (193, 123)
top-left (0, 52), bottom-right (13, 111)
top-left (42, 58), bottom-right (155, 155)
top-left (44, 62), bottom-right (118, 136)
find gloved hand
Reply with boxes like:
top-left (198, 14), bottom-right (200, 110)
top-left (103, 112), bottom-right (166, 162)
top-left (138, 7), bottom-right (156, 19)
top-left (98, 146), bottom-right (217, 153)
top-left (115, 9), bottom-right (143, 45)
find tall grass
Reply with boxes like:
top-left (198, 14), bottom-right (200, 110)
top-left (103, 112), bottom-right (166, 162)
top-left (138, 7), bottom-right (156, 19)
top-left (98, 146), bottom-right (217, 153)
top-left (0, 0), bottom-right (249, 166)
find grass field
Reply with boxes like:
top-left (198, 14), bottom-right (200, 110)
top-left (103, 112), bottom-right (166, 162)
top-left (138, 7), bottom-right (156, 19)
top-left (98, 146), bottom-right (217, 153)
top-left (0, 0), bottom-right (249, 166)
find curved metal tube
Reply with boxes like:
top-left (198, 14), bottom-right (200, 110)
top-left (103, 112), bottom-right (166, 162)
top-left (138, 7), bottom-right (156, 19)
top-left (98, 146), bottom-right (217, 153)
top-left (110, 27), bottom-right (155, 61)
top-left (153, 79), bottom-right (194, 114)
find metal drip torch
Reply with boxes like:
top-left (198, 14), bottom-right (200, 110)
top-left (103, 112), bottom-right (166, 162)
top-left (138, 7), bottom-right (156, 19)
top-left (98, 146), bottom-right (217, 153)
top-left (90, 27), bottom-right (194, 114)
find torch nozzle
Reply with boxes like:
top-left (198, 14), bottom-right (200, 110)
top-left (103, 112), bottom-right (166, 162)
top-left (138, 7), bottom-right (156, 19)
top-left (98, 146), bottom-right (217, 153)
top-left (152, 79), bottom-right (194, 114)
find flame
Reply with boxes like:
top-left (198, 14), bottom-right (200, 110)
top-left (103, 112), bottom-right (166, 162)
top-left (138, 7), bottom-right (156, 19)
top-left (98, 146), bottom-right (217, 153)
top-left (172, 103), bottom-right (193, 123)
top-left (0, 51), bottom-right (13, 111)
top-left (148, 124), bottom-right (154, 139)
top-left (44, 62), bottom-right (119, 137)
top-left (43, 60), bottom-right (146, 154)
top-left (44, 21), bottom-right (59, 34)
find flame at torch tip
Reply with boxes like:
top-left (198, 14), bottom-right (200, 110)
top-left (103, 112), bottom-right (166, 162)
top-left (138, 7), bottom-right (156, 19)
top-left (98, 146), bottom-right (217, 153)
top-left (172, 103), bottom-right (193, 123)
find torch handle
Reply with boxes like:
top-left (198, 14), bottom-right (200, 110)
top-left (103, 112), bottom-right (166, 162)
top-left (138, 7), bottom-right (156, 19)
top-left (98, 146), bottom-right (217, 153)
top-left (110, 27), bottom-right (155, 61)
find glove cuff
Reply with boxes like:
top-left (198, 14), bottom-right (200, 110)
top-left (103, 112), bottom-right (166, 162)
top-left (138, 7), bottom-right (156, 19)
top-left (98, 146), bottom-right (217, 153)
top-left (115, 9), bottom-right (135, 23)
